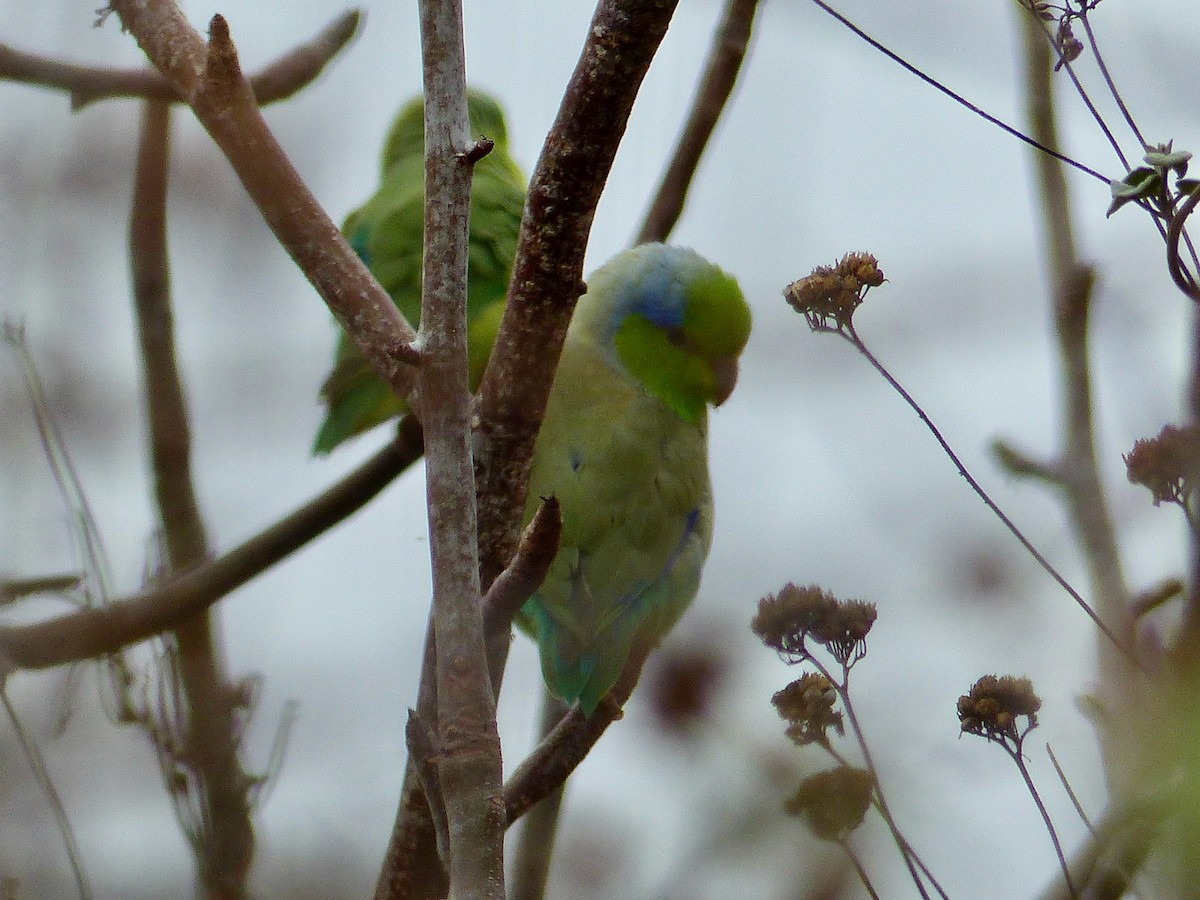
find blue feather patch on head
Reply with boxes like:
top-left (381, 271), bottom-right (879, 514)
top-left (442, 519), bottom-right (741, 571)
top-left (628, 255), bottom-right (689, 329)
top-left (598, 244), bottom-right (701, 337)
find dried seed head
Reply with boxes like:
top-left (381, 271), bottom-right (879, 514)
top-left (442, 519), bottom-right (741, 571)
top-left (785, 766), bottom-right (875, 842)
top-left (784, 253), bottom-right (884, 333)
top-left (772, 673), bottom-right (844, 746)
top-left (957, 674), bottom-right (1041, 746)
top-left (1125, 423), bottom-right (1200, 507)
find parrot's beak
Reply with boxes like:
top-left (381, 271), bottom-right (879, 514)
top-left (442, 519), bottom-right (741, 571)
top-left (711, 355), bottom-right (739, 406)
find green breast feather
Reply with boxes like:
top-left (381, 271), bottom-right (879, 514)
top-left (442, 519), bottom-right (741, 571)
top-left (313, 88), bottom-right (526, 455)
top-left (516, 244), bottom-right (752, 715)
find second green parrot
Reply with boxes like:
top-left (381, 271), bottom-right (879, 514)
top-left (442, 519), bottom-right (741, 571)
top-left (517, 243), bottom-right (752, 716)
top-left (314, 88), bottom-right (525, 454)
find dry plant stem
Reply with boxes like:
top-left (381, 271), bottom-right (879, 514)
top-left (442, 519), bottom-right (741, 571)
top-left (0, 10), bottom-right (359, 110)
top-left (108, 3), bottom-right (419, 409)
top-left (635, 0), bottom-right (761, 245)
top-left (1009, 739), bottom-right (1078, 898)
top-left (844, 324), bottom-right (1140, 668)
top-left (807, 653), bottom-right (935, 900)
top-left (0, 689), bottom-right (92, 899)
top-left (415, 2), bottom-right (505, 898)
top-left (1075, 12), bottom-right (1145, 152)
top-left (811, 0), bottom-right (1108, 184)
top-left (836, 838), bottom-right (881, 900)
top-left (509, 692), bottom-right (570, 900)
top-left (376, 4), bottom-right (681, 897)
top-left (0, 424), bottom-right (420, 670)
top-left (1166, 187), bottom-right (1200, 303)
top-left (130, 98), bottom-right (254, 897)
top-left (1018, 7), bottom-right (1142, 783)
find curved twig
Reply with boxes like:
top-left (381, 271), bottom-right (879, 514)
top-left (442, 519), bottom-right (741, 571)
top-left (0, 10), bottom-right (360, 110)
top-left (0, 423), bottom-right (421, 671)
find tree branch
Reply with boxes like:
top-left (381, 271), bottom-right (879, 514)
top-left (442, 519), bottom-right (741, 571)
top-left (129, 97), bottom-right (255, 896)
top-left (105, 2), bottom-right (419, 415)
top-left (413, 1), bottom-right (505, 897)
top-left (374, 3), bottom-right (682, 896)
top-left (0, 422), bottom-right (421, 671)
top-left (635, 0), bottom-right (760, 245)
top-left (0, 10), bottom-right (360, 110)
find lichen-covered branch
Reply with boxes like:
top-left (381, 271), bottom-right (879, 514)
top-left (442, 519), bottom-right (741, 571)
top-left (413, 0), bottom-right (505, 897)
top-left (374, 2), bottom-right (681, 896)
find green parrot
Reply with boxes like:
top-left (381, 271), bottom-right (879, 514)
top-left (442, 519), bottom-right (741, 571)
top-left (313, 88), bottom-right (525, 454)
top-left (517, 243), bottom-right (752, 716)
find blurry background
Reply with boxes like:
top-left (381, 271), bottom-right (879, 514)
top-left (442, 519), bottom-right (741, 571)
top-left (0, 0), bottom-right (1195, 896)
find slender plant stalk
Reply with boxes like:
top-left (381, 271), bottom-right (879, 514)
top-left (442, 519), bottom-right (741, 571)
top-left (635, 0), bottom-right (761, 245)
top-left (0, 689), bottom-right (92, 899)
top-left (1011, 739), bottom-right (1078, 899)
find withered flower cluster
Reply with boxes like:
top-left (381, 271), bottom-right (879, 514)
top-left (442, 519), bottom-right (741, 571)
top-left (772, 672), bottom-right (843, 747)
top-left (752, 583), bottom-right (877, 667)
top-left (1124, 423), bottom-right (1200, 510)
top-left (784, 766), bottom-right (876, 842)
top-left (783, 252), bottom-right (884, 333)
top-left (957, 675), bottom-right (1042, 748)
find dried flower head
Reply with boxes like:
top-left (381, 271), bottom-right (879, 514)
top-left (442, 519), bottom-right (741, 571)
top-left (753, 584), bottom-right (877, 666)
top-left (784, 253), bottom-right (884, 333)
top-left (957, 675), bottom-right (1041, 747)
top-left (772, 673), bottom-right (844, 746)
top-left (1124, 423), bottom-right (1200, 508)
top-left (1053, 20), bottom-right (1084, 70)
top-left (785, 766), bottom-right (875, 842)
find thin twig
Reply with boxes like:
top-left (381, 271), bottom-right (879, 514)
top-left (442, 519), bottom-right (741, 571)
top-left (844, 324), bottom-right (1142, 669)
top-left (1011, 736), bottom-right (1078, 898)
top-left (635, 0), bottom-right (761, 245)
top-left (0, 688), bottom-right (92, 899)
top-left (0, 10), bottom-right (360, 110)
top-left (0, 424), bottom-right (421, 670)
top-left (811, 0), bottom-right (1109, 184)
top-left (1076, 12), bottom-right (1146, 152)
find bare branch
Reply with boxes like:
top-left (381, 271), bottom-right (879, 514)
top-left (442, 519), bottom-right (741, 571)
top-left (635, 0), bottom-right (761, 245)
top-left (106, 3), bottom-right (419, 413)
top-left (0, 10), bottom-right (360, 110)
top-left (0, 423), bottom-right (421, 670)
top-left (376, 3), bottom-right (682, 895)
top-left (129, 97), bottom-right (254, 896)
top-left (482, 496), bottom-right (561, 685)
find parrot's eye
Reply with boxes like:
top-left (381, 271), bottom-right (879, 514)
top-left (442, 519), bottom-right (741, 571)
top-left (666, 327), bottom-right (688, 349)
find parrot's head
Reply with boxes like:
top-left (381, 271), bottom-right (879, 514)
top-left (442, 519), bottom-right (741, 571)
top-left (381, 88), bottom-right (511, 173)
top-left (576, 243), bottom-right (752, 424)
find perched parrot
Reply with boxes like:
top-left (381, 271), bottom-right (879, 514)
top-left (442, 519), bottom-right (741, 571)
top-left (313, 88), bottom-right (525, 454)
top-left (517, 243), bottom-right (752, 716)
